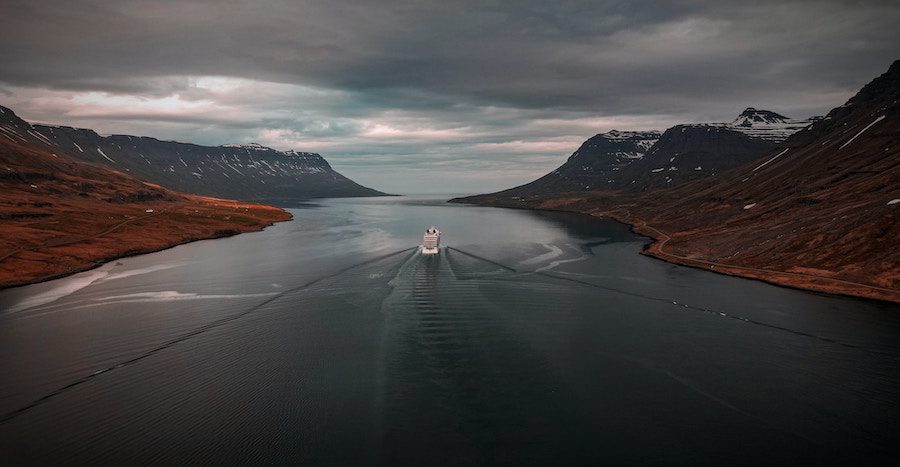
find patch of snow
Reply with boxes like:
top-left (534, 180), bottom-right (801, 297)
top-left (28, 130), bottom-right (54, 146)
top-left (0, 125), bottom-right (26, 141)
top-left (96, 147), bottom-right (115, 163)
top-left (753, 148), bottom-right (789, 172)
top-left (840, 115), bottom-right (885, 149)
top-left (650, 168), bottom-right (665, 173)
top-left (888, 199), bottom-right (900, 206)
top-left (694, 166), bottom-right (702, 170)
top-left (743, 203), bottom-right (757, 210)
top-left (225, 163), bottom-right (244, 175)
top-left (73, 142), bottom-right (84, 152)
top-left (222, 142), bottom-right (271, 151)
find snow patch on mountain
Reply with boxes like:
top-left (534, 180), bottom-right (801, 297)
top-left (753, 148), bottom-right (790, 172)
top-left (221, 142), bottom-right (272, 151)
top-left (840, 115), bottom-right (885, 149)
top-left (96, 148), bottom-right (115, 163)
top-left (676, 108), bottom-right (818, 143)
top-left (726, 108), bottom-right (819, 142)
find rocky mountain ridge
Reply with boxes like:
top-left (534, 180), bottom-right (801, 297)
top-left (493, 129), bottom-right (660, 196)
top-left (0, 106), bottom-right (386, 200)
top-left (488, 107), bottom-right (808, 197)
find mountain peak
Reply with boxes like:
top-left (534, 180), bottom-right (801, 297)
top-left (732, 108), bottom-right (790, 127)
top-left (888, 59), bottom-right (900, 75)
top-left (0, 104), bottom-right (28, 126)
top-left (842, 59), bottom-right (900, 110)
top-left (724, 108), bottom-right (817, 142)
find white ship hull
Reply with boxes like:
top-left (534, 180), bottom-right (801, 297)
top-left (421, 227), bottom-right (440, 255)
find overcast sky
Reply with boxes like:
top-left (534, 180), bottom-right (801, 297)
top-left (1, 0), bottom-right (898, 194)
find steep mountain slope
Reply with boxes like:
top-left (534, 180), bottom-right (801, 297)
top-left (0, 107), bottom-right (290, 288)
top-left (465, 108), bottom-right (813, 201)
top-left (617, 108), bottom-right (818, 191)
top-left (0, 106), bottom-right (386, 200)
top-left (453, 61), bottom-right (900, 301)
top-left (616, 123), bottom-right (778, 191)
top-left (493, 130), bottom-right (660, 196)
top-left (629, 61), bottom-right (900, 295)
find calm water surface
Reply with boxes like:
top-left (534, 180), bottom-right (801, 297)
top-left (1, 195), bottom-right (899, 464)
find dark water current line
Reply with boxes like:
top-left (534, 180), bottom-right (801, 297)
top-left (0, 247), bottom-right (418, 425)
top-left (446, 246), bottom-right (884, 355)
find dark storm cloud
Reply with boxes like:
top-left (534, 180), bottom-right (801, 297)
top-left (1, 0), bottom-right (898, 192)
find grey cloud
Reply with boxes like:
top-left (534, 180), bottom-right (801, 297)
top-left (1, 0), bottom-right (898, 193)
top-left (4, 0), bottom-right (897, 114)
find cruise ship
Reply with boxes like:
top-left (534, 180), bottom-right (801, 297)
top-left (421, 226), bottom-right (440, 255)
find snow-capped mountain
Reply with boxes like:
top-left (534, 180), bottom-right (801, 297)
top-left (461, 107), bottom-right (815, 199)
top-left (0, 108), bottom-right (386, 200)
top-left (616, 108), bottom-right (818, 191)
top-left (726, 107), bottom-right (820, 142)
top-left (614, 123), bottom-right (779, 191)
top-left (488, 129), bottom-right (660, 196)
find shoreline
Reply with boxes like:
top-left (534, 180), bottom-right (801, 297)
top-left (0, 200), bottom-right (293, 291)
top-left (610, 213), bottom-right (900, 305)
top-left (450, 198), bottom-right (900, 305)
top-left (0, 218), bottom-right (290, 291)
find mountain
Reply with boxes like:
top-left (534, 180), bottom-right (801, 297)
top-left (0, 106), bottom-right (290, 288)
top-left (491, 130), bottom-right (660, 197)
top-left (614, 123), bottom-right (778, 191)
top-left (630, 61), bottom-right (900, 297)
top-left (0, 106), bottom-right (386, 200)
top-left (466, 108), bottom-right (812, 200)
top-left (453, 61), bottom-right (900, 302)
top-left (727, 107), bottom-right (821, 142)
top-left (619, 109), bottom-right (819, 191)
top-left (732, 107), bottom-right (790, 125)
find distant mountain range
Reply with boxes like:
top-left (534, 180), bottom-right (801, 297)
top-left (0, 107), bottom-right (291, 288)
top-left (0, 107), bottom-right (386, 200)
top-left (492, 107), bottom-right (816, 197)
top-left (453, 61), bottom-right (900, 302)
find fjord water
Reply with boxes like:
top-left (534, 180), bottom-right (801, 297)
top-left (1, 196), bottom-right (898, 464)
